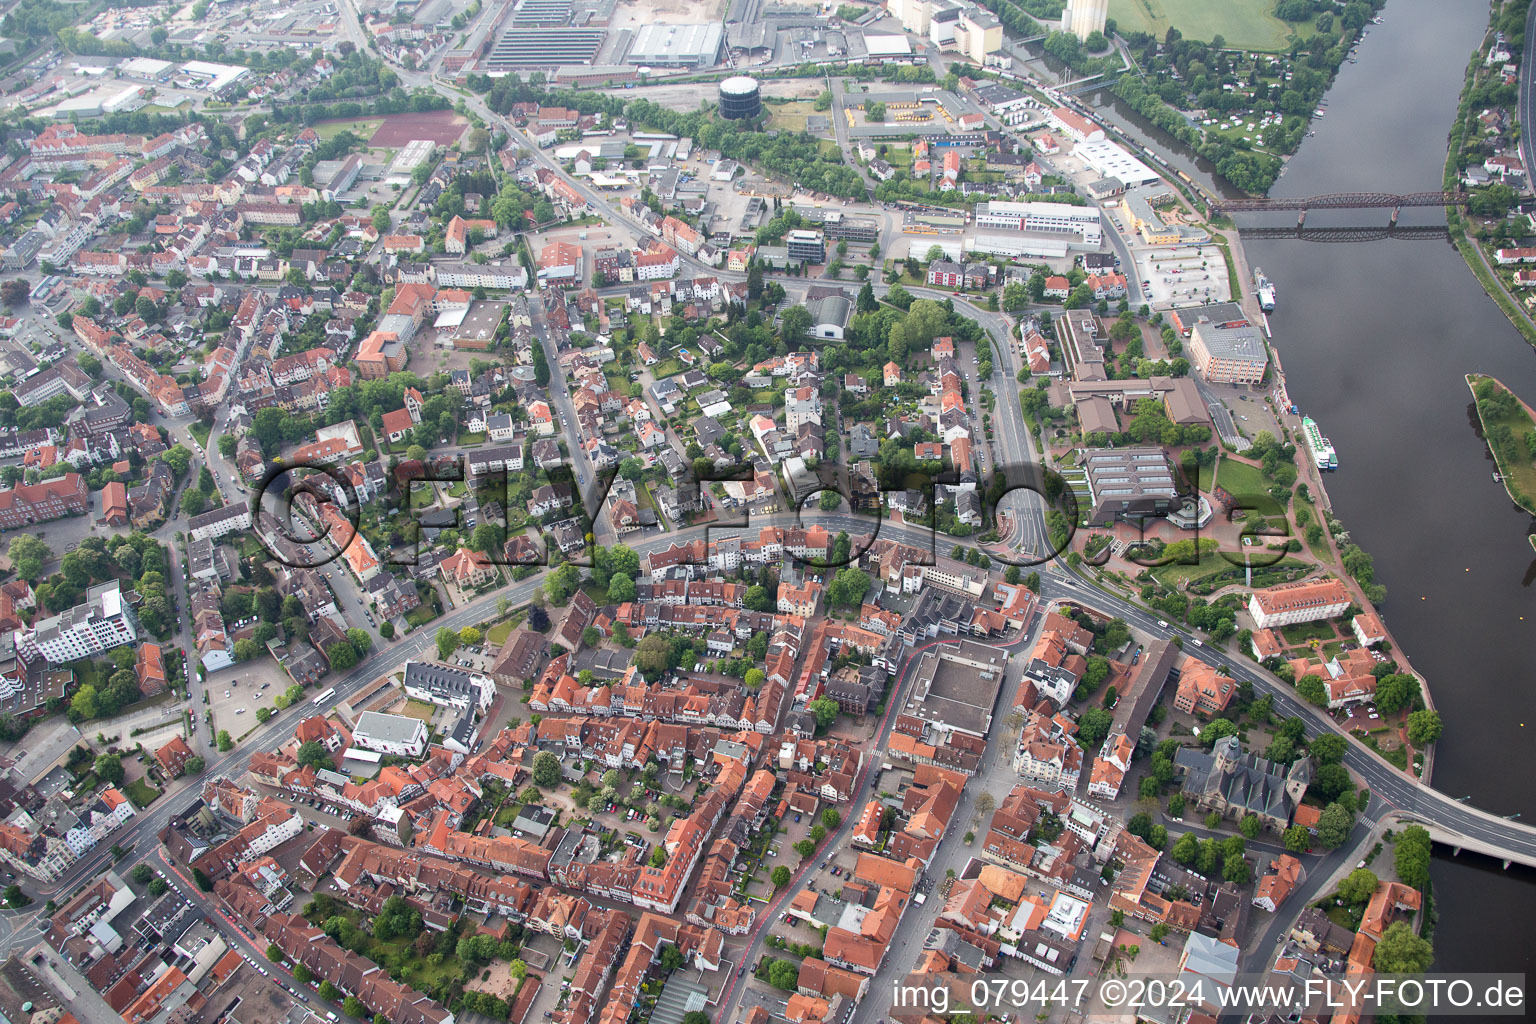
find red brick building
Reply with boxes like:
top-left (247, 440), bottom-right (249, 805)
top-left (0, 473), bottom-right (88, 530)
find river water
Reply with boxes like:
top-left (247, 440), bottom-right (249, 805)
top-left (1096, 0), bottom-right (1536, 973)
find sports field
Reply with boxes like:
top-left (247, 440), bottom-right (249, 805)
top-left (1109, 0), bottom-right (1318, 50)
top-left (314, 117), bottom-right (384, 141)
top-left (369, 111), bottom-right (469, 147)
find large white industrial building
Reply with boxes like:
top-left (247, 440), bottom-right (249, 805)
top-left (973, 201), bottom-right (1102, 248)
top-left (1073, 140), bottom-right (1161, 188)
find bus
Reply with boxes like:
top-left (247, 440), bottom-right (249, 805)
top-left (312, 687), bottom-right (336, 708)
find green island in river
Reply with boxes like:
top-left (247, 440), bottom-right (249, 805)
top-left (1466, 374), bottom-right (1536, 541)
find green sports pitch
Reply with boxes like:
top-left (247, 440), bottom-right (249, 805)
top-left (1109, 0), bottom-right (1320, 51)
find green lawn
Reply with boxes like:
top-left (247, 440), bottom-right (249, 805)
top-left (486, 620), bottom-right (514, 647)
top-left (767, 100), bottom-right (819, 133)
top-left (1279, 620), bottom-right (1335, 644)
top-left (126, 778), bottom-right (160, 807)
top-left (1148, 550), bottom-right (1230, 589)
top-left (314, 117), bottom-right (384, 141)
top-left (1215, 456), bottom-right (1281, 511)
top-left (405, 603), bottom-right (440, 628)
top-left (1108, 0), bottom-right (1320, 50)
top-left (398, 700), bottom-right (437, 724)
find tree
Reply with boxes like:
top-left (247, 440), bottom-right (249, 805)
top-left (217, 730), bottom-right (234, 752)
top-left (608, 573), bottom-right (636, 603)
top-left (1309, 732), bottom-right (1346, 765)
top-left (1372, 920), bottom-right (1435, 973)
top-left (794, 839), bottom-right (816, 858)
top-left (343, 997), bottom-right (367, 1019)
top-left (807, 697), bottom-right (840, 730)
top-left (1170, 832), bottom-right (1200, 865)
top-left (132, 864), bottom-right (153, 885)
top-left (162, 445), bottom-right (192, 478)
top-left (326, 642), bottom-right (359, 670)
top-left (825, 566), bottom-right (871, 607)
top-left (319, 981), bottom-right (342, 1002)
top-left (1374, 672), bottom-right (1420, 714)
top-left (7, 535), bottom-right (50, 580)
top-left (1296, 674), bottom-right (1328, 705)
top-left (1406, 709), bottom-right (1442, 746)
top-left (634, 633), bottom-right (672, 681)
top-left (0, 279), bottom-right (27, 306)
top-left (823, 808), bottom-right (841, 829)
top-left (94, 753), bottom-right (125, 785)
top-left (2, 885), bottom-right (25, 907)
top-left (1312, 763), bottom-right (1353, 802)
top-left (147, 878), bottom-right (167, 896)
top-left (234, 638), bottom-right (261, 662)
top-left (1239, 814), bottom-right (1261, 839)
top-left (1201, 718), bottom-right (1237, 745)
top-left (767, 959), bottom-right (800, 990)
top-left (1076, 706), bottom-right (1113, 748)
top-left (1314, 801), bottom-right (1355, 849)
top-left (184, 756), bottom-right (204, 776)
top-left (533, 750), bottom-right (561, 788)
top-left (257, 707), bottom-right (273, 723)
top-left (780, 306), bottom-right (811, 344)
top-left (297, 741), bottom-right (331, 770)
top-left (1222, 851), bottom-right (1251, 884)
top-left (1394, 825), bottom-right (1433, 891)
top-left (266, 944), bottom-right (285, 963)
top-left (292, 963), bottom-right (313, 984)
top-left (771, 865), bottom-right (791, 888)
top-left (1282, 825), bottom-right (1311, 853)
top-left (1337, 867), bottom-right (1378, 904)
top-left (436, 627), bottom-right (461, 661)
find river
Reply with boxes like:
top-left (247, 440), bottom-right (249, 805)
top-left (1095, 0), bottom-right (1536, 974)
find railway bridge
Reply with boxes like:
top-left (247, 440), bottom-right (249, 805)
top-left (1211, 190), bottom-right (1472, 227)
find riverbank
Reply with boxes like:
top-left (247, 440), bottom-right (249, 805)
top-left (1442, 4), bottom-right (1536, 347)
top-left (1466, 374), bottom-right (1536, 515)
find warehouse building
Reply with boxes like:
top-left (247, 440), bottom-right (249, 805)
top-left (481, 28), bottom-right (605, 70)
top-left (626, 23), bottom-right (724, 67)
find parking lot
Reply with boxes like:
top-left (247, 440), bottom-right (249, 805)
top-left (1126, 241), bottom-right (1233, 307)
top-left (204, 657), bottom-right (293, 742)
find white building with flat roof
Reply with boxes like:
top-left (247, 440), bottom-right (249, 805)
top-left (352, 712), bottom-right (429, 757)
top-left (1072, 139), bottom-right (1160, 187)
